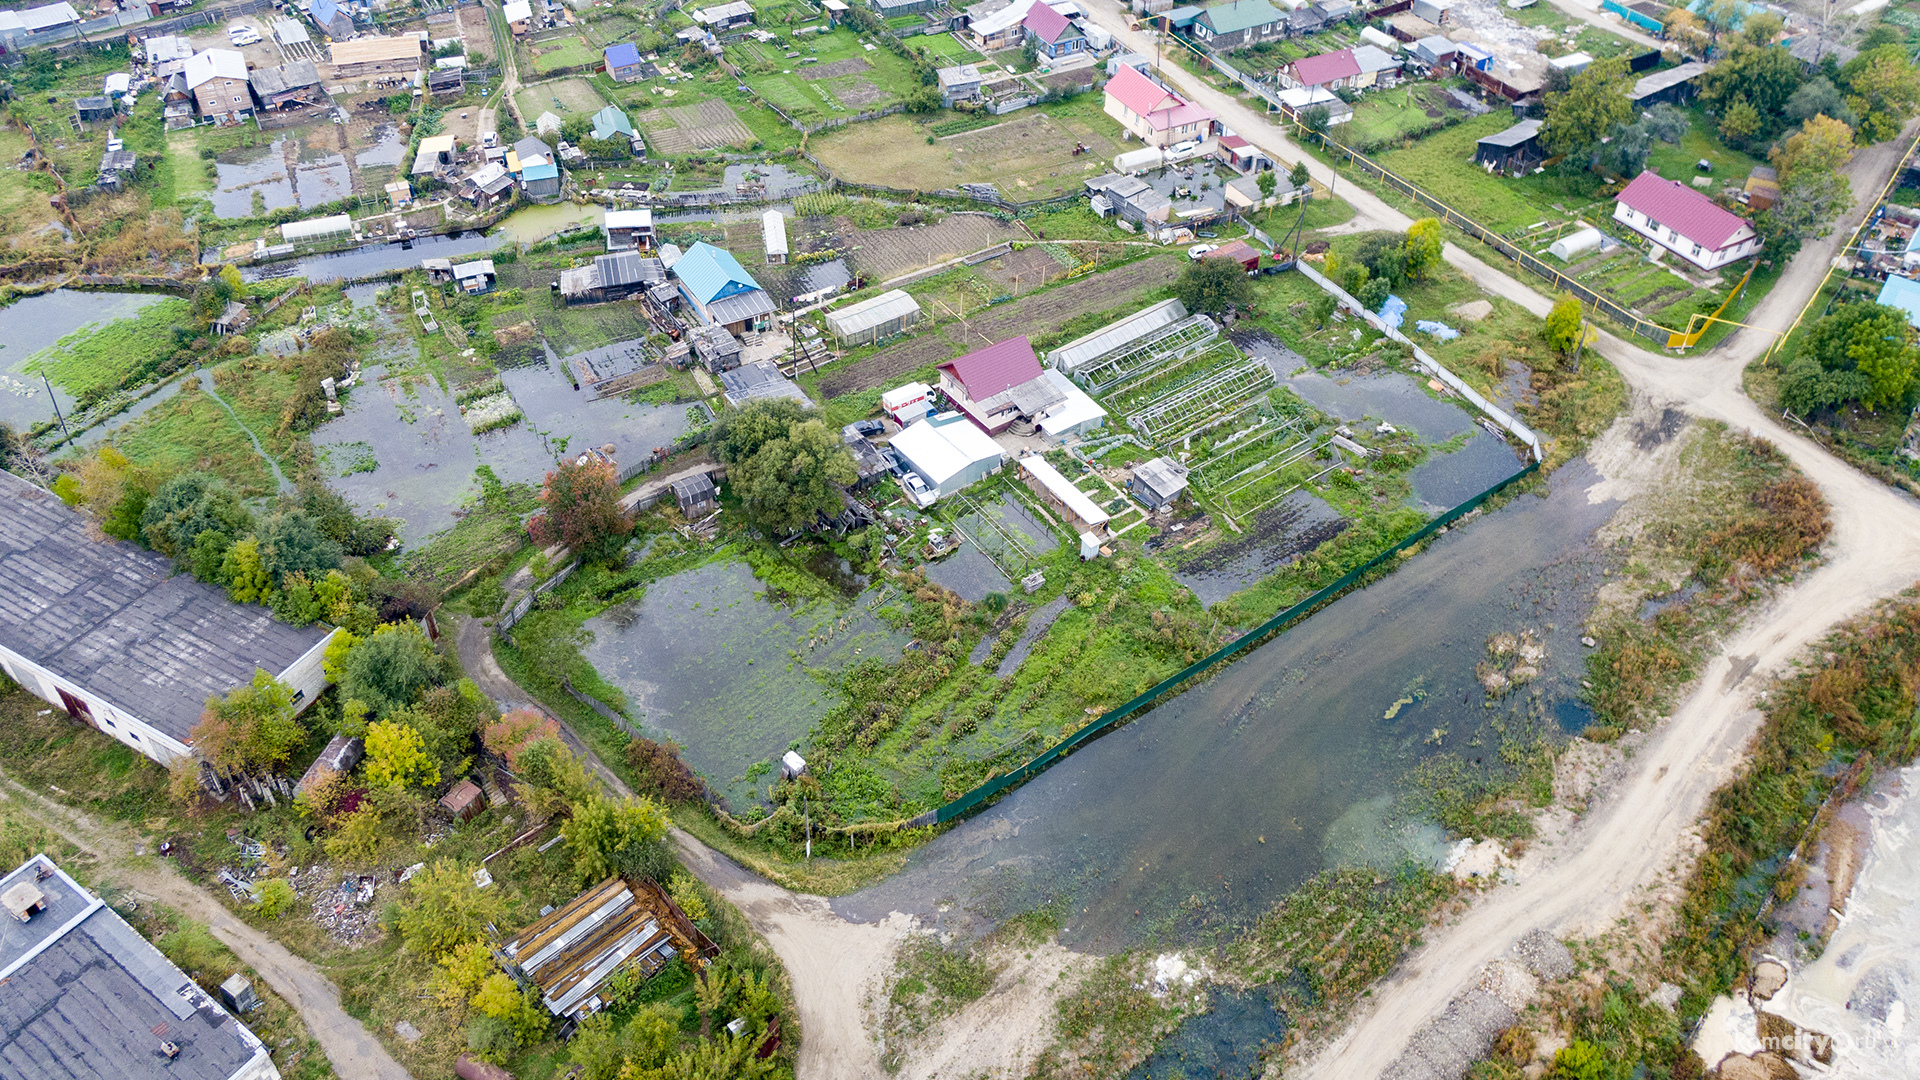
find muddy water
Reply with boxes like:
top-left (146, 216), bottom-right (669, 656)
top-left (838, 460), bottom-right (1617, 950)
top-left (0, 289), bottom-right (168, 431)
top-left (243, 232), bottom-right (508, 285)
top-left (582, 561), bottom-right (908, 808)
top-left (1409, 430), bottom-right (1528, 512)
top-left (1166, 490), bottom-right (1348, 609)
top-left (210, 140), bottom-right (296, 219)
top-left (1126, 988), bottom-right (1286, 1080)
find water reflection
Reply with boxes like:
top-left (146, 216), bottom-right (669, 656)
top-left (0, 290), bottom-right (168, 431)
top-left (837, 460), bottom-right (1616, 950)
top-left (582, 561), bottom-right (907, 808)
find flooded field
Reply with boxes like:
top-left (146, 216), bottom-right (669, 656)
top-left (838, 459), bottom-right (1617, 951)
top-left (1166, 491), bottom-right (1348, 609)
top-left (582, 561), bottom-right (908, 808)
top-left (0, 290), bottom-right (170, 431)
top-left (1409, 430), bottom-right (1528, 512)
top-left (244, 232), bottom-right (508, 285)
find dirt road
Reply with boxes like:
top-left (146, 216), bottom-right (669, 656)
top-left (1067, 6), bottom-right (1920, 1074)
top-left (0, 776), bottom-right (415, 1080)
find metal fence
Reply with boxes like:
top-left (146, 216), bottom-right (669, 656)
top-left (923, 456), bottom-right (1540, 825)
top-left (1316, 133), bottom-right (1730, 350)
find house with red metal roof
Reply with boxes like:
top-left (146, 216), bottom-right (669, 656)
top-left (936, 336), bottom-right (1068, 435)
top-left (1280, 48), bottom-right (1363, 91)
top-left (1023, 2), bottom-right (1087, 59)
top-left (1611, 170), bottom-right (1760, 272)
top-left (1102, 63), bottom-right (1218, 148)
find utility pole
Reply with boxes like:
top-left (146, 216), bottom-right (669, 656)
top-left (42, 374), bottom-right (70, 443)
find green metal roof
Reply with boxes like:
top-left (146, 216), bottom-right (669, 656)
top-left (1198, 0), bottom-right (1282, 34)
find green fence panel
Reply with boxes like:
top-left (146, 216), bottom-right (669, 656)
top-left (932, 459), bottom-right (1541, 823)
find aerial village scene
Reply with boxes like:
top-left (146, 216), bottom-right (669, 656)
top-left (7, 0), bottom-right (1920, 1073)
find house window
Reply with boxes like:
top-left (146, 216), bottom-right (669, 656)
top-left (1646, 217), bottom-right (1660, 231)
top-left (1692, 244), bottom-right (1702, 256)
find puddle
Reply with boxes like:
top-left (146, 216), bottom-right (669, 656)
top-left (0, 290), bottom-right (167, 431)
top-left (502, 346), bottom-right (694, 470)
top-left (1283, 369), bottom-right (1476, 443)
top-left (1124, 988), bottom-right (1287, 1080)
top-left (581, 561), bottom-right (908, 808)
top-left (243, 231), bottom-right (509, 285)
top-left (209, 140), bottom-right (295, 220)
top-left (294, 153), bottom-right (352, 209)
top-left (355, 124), bottom-right (408, 168)
top-left (923, 541), bottom-right (1011, 602)
top-left (992, 595), bottom-right (1070, 677)
top-left (1638, 582), bottom-right (1703, 621)
top-left (1164, 490), bottom-right (1348, 609)
top-left (492, 202), bottom-right (606, 245)
top-left (1408, 431), bottom-right (1526, 512)
top-left (838, 459), bottom-right (1618, 950)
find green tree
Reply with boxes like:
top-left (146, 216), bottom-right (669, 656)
top-left (1772, 113), bottom-right (1855, 177)
top-left (1784, 76), bottom-right (1856, 128)
top-left (396, 859), bottom-right (507, 959)
top-left (527, 456), bottom-right (632, 558)
top-left (1718, 96), bottom-right (1763, 145)
top-left (339, 621), bottom-right (446, 718)
top-left (1172, 254), bottom-right (1253, 315)
top-left (257, 510), bottom-right (343, 589)
top-left (0, 422), bottom-right (19, 475)
top-left (364, 720), bottom-right (441, 789)
top-left (694, 965), bottom-right (731, 1039)
top-left (1799, 301), bottom-right (1920, 409)
top-left (221, 537), bottom-right (272, 605)
top-left (563, 794), bottom-right (671, 885)
top-left (1402, 218), bottom-right (1443, 282)
top-left (187, 670), bottom-right (305, 779)
top-left (1844, 45), bottom-right (1920, 142)
top-left (715, 397), bottom-right (812, 464)
top-left (1308, 291), bottom-right (1338, 329)
top-left (254, 878), bottom-right (296, 917)
top-left (1545, 294), bottom-right (1584, 356)
top-left (1289, 159), bottom-right (1311, 191)
top-left (1779, 355), bottom-right (1873, 415)
top-left (1600, 119), bottom-right (1652, 178)
top-left (727, 416), bottom-right (859, 536)
top-left (141, 472), bottom-right (252, 559)
top-left (1256, 168), bottom-right (1277, 201)
top-left (1641, 104), bottom-right (1691, 144)
top-left (188, 529), bottom-right (234, 583)
top-left (472, 973), bottom-right (549, 1046)
top-left (1299, 105), bottom-right (1331, 144)
top-left (1543, 56), bottom-right (1632, 164)
top-left (1701, 46), bottom-right (1804, 136)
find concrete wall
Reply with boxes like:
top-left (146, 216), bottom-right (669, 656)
top-left (0, 644), bottom-right (194, 766)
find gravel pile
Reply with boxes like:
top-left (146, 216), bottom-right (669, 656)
top-left (1383, 987), bottom-right (1517, 1080)
top-left (1513, 929), bottom-right (1576, 980)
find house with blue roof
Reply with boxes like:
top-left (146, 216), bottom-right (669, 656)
top-left (310, 0), bottom-right (354, 40)
top-left (521, 160), bottom-right (561, 198)
top-left (605, 41), bottom-right (645, 81)
top-left (672, 241), bottom-right (776, 333)
top-left (1878, 274), bottom-right (1920, 331)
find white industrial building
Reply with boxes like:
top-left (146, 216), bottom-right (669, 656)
top-left (886, 412), bottom-right (1007, 506)
top-left (0, 471), bottom-right (337, 767)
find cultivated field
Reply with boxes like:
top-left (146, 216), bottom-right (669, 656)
top-left (808, 107), bottom-right (1123, 199)
top-left (639, 98), bottom-right (756, 152)
top-left (847, 214), bottom-right (1026, 281)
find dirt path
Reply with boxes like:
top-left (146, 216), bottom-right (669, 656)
top-left (0, 776), bottom-right (414, 1080)
top-left (1064, 7), bottom-right (1920, 1075)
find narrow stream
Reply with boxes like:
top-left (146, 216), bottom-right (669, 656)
top-left (196, 369), bottom-right (293, 495)
top-left (838, 460), bottom-right (1617, 951)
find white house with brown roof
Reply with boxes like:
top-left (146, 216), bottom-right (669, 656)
top-left (1612, 170), bottom-right (1760, 272)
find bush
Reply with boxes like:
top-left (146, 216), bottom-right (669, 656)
top-left (254, 878), bottom-right (296, 917)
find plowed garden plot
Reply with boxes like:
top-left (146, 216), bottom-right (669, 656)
top-left (974, 244), bottom-right (1077, 296)
top-left (829, 77), bottom-right (890, 109)
top-left (803, 57), bottom-right (872, 79)
top-left (847, 214), bottom-right (1026, 281)
top-left (819, 332), bottom-right (960, 397)
top-left (960, 255), bottom-right (1181, 341)
top-left (640, 98), bottom-right (755, 153)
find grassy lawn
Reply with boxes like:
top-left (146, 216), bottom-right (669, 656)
top-left (916, 32), bottom-right (974, 61)
top-left (514, 76), bottom-right (608, 122)
top-left (530, 36), bottom-right (601, 75)
top-left (1645, 106), bottom-right (1765, 186)
top-left (26, 297), bottom-right (193, 402)
top-left (109, 381), bottom-right (279, 497)
top-left (727, 26), bottom-right (923, 125)
top-left (1345, 82), bottom-right (1474, 151)
top-left (807, 92), bottom-right (1120, 199)
top-left (1368, 114), bottom-right (1557, 234)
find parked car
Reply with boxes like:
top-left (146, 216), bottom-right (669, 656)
top-left (228, 24), bottom-right (261, 44)
top-left (848, 418), bottom-right (885, 438)
top-left (1187, 243), bottom-right (1218, 260)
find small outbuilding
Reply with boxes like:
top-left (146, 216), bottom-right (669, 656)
top-left (671, 473), bottom-right (718, 516)
top-left (604, 41), bottom-right (646, 81)
top-left (720, 360), bottom-right (812, 409)
top-left (604, 208), bottom-right (655, 251)
top-left (439, 778), bottom-right (487, 821)
top-left (763, 209), bottom-right (788, 265)
top-left (1018, 454), bottom-right (1109, 535)
top-left (690, 323), bottom-right (743, 372)
top-left (1473, 117), bottom-right (1542, 170)
top-left (887, 411), bottom-right (1008, 506)
top-left (1547, 226), bottom-right (1604, 262)
top-left (1130, 456), bottom-right (1190, 508)
top-left (881, 381), bottom-right (933, 425)
top-left (825, 289), bottom-right (922, 346)
top-left (450, 259), bottom-right (497, 294)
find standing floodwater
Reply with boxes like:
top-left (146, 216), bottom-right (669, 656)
top-left (837, 461), bottom-right (1616, 950)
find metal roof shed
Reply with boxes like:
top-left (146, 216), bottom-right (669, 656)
top-left (1019, 454), bottom-right (1109, 533)
top-left (763, 209), bottom-right (788, 264)
top-left (887, 412), bottom-right (1007, 502)
top-left (824, 289), bottom-right (922, 346)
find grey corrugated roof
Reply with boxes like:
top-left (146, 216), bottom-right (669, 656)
top-left (0, 471), bottom-right (330, 741)
top-left (703, 288), bottom-right (775, 325)
top-left (720, 360), bottom-right (811, 407)
top-left (824, 289), bottom-right (921, 336)
top-left (1048, 297), bottom-right (1189, 371)
top-left (594, 251), bottom-right (664, 289)
top-left (1477, 117), bottom-right (1541, 148)
top-left (1629, 61), bottom-right (1706, 101)
top-left (0, 856), bottom-right (266, 1080)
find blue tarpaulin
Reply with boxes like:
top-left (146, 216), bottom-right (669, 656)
top-left (1416, 319), bottom-right (1460, 340)
top-left (1378, 294), bottom-right (1407, 329)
